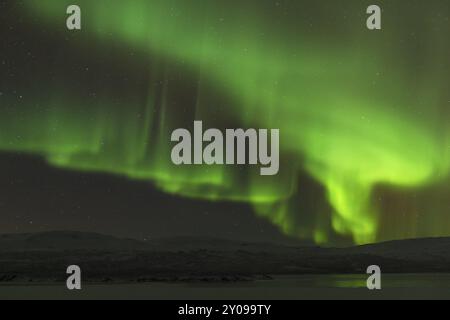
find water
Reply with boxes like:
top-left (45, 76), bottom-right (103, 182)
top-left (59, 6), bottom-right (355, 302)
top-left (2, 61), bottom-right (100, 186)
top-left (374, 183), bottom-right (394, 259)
top-left (1, 274), bottom-right (450, 299)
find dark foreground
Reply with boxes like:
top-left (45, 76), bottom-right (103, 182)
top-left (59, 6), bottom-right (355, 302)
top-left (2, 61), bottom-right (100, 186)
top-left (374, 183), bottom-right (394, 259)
top-left (2, 274), bottom-right (450, 300)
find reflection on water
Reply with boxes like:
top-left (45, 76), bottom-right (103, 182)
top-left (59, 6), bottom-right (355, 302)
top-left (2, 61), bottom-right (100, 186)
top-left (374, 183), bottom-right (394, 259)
top-left (328, 273), bottom-right (450, 289)
top-left (191, 274), bottom-right (450, 289)
top-left (1, 274), bottom-right (450, 299)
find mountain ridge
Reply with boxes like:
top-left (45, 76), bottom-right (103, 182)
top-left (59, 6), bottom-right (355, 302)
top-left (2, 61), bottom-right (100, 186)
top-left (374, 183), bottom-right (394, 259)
top-left (1, 231), bottom-right (449, 283)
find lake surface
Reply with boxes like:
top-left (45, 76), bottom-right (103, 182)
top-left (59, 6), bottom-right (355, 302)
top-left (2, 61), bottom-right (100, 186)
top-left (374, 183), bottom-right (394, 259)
top-left (1, 274), bottom-right (450, 299)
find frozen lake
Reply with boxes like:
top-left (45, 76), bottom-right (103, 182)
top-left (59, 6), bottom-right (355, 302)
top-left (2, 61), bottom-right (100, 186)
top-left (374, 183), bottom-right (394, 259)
top-left (1, 274), bottom-right (450, 300)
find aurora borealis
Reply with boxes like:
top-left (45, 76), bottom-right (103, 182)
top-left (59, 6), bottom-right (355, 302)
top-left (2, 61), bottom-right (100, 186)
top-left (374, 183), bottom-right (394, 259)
top-left (1, 0), bottom-right (449, 245)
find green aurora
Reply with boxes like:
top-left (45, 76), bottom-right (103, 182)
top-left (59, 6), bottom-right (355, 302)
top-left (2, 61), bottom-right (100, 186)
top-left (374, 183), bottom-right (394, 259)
top-left (2, 0), bottom-right (449, 244)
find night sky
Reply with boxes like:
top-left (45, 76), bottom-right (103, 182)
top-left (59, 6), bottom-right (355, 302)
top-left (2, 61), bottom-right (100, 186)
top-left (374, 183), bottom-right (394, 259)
top-left (0, 0), bottom-right (449, 246)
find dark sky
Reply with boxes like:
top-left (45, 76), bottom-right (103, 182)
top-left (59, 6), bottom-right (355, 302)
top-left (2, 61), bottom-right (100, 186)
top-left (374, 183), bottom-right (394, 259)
top-left (1, 1), bottom-right (449, 246)
top-left (0, 1), bottom-right (305, 243)
top-left (0, 152), bottom-right (304, 244)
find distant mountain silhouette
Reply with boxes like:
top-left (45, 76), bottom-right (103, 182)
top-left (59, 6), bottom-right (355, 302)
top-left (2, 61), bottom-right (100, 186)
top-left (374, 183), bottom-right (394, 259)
top-left (0, 231), bottom-right (449, 283)
top-left (348, 237), bottom-right (450, 260)
top-left (0, 231), bottom-right (306, 252)
top-left (0, 231), bottom-right (147, 251)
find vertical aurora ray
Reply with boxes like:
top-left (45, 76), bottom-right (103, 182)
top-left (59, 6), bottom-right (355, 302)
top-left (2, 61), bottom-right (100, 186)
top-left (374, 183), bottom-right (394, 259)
top-left (2, 0), bottom-right (449, 244)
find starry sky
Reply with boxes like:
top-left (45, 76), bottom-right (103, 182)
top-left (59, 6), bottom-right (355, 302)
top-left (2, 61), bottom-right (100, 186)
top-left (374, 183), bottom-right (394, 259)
top-left (0, 0), bottom-right (449, 246)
